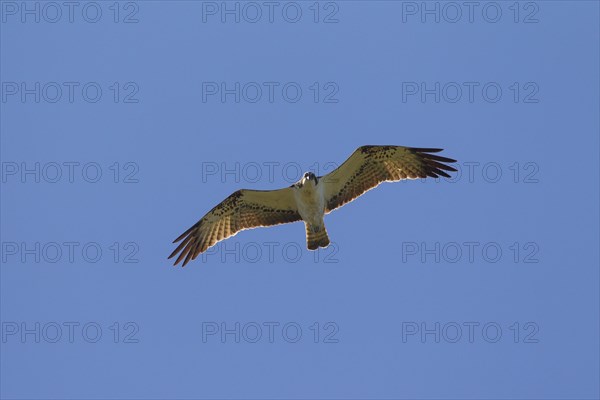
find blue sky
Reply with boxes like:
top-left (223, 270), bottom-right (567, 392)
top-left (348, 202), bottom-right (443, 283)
top-left (1, 1), bottom-right (599, 399)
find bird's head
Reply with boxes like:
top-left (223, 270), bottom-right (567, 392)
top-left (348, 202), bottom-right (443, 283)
top-left (301, 171), bottom-right (318, 187)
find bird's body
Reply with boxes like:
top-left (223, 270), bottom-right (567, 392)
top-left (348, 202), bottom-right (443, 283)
top-left (292, 172), bottom-right (329, 250)
top-left (293, 173), bottom-right (325, 226)
top-left (169, 145), bottom-right (457, 266)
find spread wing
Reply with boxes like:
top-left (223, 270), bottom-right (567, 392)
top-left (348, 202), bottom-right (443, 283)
top-left (169, 188), bottom-right (301, 266)
top-left (321, 145), bottom-right (457, 213)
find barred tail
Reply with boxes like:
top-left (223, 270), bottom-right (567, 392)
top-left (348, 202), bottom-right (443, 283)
top-left (306, 223), bottom-right (330, 250)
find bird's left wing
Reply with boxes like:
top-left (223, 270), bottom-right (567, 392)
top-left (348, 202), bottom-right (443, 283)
top-left (169, 188), bottom-right (301, 266)
top-left (320, 145), bottom-right (457, 213)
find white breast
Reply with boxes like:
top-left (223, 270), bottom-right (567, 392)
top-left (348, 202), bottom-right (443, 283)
top-left (294, 182), bottom-right (325, 225)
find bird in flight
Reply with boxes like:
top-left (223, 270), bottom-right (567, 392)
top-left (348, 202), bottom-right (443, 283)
top-left (169, 145), bottom-right (457, 266)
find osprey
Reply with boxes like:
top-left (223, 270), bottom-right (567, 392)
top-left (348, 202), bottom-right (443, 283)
top-left (169, 145), bottom-right (456, 266)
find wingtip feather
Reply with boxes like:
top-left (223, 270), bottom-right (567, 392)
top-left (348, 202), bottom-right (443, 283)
top-left (411, 147), bottom-right (444, 153)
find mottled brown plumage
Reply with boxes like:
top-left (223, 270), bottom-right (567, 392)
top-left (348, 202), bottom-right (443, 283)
top-left (322, 146), bottom-right (456, 212)
top-left (168, 189), bottom-right (300, 266)
top-left (169, 145), bottom-right (456, 266)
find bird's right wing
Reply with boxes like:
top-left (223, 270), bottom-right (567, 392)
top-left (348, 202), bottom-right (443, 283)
top-left (320, 145), bottom-right (457, 213)
top-left (169, 188), bottom-right (301, 266)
